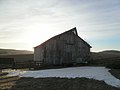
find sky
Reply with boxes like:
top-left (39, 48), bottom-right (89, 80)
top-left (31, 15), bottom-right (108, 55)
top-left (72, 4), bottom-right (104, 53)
top-left (0, 0), bottom-right (120, 52)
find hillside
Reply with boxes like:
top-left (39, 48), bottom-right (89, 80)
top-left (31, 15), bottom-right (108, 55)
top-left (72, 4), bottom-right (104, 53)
top-left (101, 50), bottom-right (120, 54)
top-left (0, 49), bottom-right (33, 55)
top-left (91, 50), bottom-right (120, 60)
top-left (91, 50), bottom-right (120, 66)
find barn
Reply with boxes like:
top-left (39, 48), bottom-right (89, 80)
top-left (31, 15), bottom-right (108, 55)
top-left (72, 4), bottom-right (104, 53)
top-left (34, 27), bottom-right (92, 66)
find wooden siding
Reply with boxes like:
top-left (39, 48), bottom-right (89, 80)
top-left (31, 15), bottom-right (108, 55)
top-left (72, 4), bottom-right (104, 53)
top-left (34, 28), bottom-right (91, 66)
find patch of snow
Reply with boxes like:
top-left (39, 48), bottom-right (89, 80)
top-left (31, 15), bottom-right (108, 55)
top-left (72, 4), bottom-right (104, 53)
top-left (3, 69), bottom-right (26, 76)
top-left (6, 67), bottom-right (120, 88)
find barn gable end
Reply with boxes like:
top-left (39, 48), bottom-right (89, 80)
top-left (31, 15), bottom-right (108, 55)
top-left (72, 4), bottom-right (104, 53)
top-left (34, 27), bottom-right (91, 66)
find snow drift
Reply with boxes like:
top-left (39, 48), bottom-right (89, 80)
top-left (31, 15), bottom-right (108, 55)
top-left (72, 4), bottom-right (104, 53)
top-left (6, 67), bottom-right (120, 88)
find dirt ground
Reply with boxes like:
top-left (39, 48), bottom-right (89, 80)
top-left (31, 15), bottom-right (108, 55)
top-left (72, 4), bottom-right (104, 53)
top-left (0, 76), bottom-right (120, 90)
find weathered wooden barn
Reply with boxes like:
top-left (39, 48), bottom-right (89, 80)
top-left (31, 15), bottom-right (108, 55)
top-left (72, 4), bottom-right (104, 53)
top-left (34, 27), bottom-right (91, 66)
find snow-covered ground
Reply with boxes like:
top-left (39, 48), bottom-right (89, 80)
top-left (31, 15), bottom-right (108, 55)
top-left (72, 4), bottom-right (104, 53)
top-left (4, 67), bottom-right (120, 88)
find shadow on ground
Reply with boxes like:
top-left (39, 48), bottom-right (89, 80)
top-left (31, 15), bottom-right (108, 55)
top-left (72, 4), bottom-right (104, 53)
top-left (8, 77), bottom-right (120, 90)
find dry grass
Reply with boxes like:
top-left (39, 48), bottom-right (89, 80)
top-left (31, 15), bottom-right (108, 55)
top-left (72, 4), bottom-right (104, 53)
top-left (0, 75), bottom-right (120, 90)
top-left (0, 72), bottom-right (19, 90)
top-left (0, 76), bottom-right (19, 90)
top-left (109, 69), bottom-right (120, 79)
top-left (10, 77), bottom-right (120, 90)
top-left (0, 72), bottom-right (8, 76)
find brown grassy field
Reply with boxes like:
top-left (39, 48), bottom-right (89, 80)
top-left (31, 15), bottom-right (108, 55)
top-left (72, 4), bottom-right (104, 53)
top-left (90, 50), bottom-right (120, 67)
top-left (0, 49), bottom-right (33, 55)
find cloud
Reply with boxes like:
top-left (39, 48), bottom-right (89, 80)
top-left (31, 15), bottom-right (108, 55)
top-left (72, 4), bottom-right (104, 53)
top-left (0, 42), bottom-right (31, 50)
top-left (0, 0), bottom-right (120, 51)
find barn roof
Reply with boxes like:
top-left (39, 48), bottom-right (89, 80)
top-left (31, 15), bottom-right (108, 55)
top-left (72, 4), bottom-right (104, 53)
top-left (34, 27), bottom-right (92, 48)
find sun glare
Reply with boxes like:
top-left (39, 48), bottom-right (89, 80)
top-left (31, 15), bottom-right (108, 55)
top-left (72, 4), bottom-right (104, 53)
top-left (22, 24), bottom-right (57, 49)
